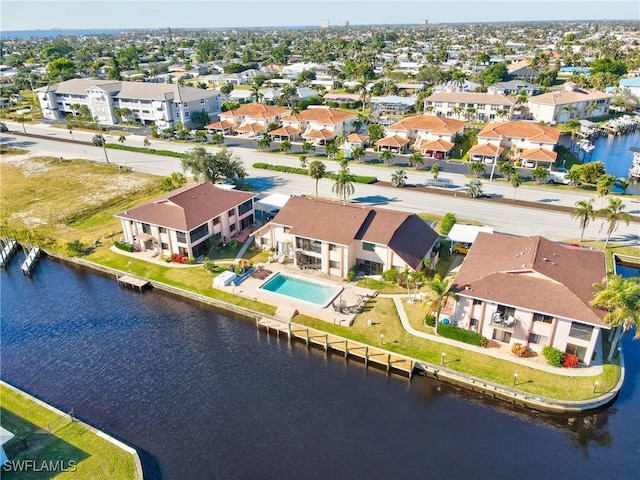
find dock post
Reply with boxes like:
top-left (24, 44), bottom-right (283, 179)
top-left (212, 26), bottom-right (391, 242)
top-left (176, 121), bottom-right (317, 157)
top-left (306, 328), bottom-right (309, 346)
top-left (256, 317), bottom-right (259, 329)
top-left (387, 354), bottom-right (391, 372)
top-left (364, 346), bottom-right (368, 366)
top-left (409, 361), bottom-right (413, 379)
top-left (324, 333), bottom-right (328, 351)
top-left (344, 340), bottom-right (348, 358)
top-left (287, 322), bottom-right (292, 341)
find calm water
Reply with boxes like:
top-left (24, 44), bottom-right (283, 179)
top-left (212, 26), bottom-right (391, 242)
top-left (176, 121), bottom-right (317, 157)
top-left (1, 256), bottom-right (639, 480)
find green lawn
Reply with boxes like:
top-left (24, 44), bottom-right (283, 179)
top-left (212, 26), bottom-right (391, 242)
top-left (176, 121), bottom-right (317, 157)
top-left (0, 384), bottom-right (137, 480)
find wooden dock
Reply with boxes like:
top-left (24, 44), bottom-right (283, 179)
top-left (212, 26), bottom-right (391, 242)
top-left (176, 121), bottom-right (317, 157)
top-left (21, 247), bottom-right (41, 275)
top-left (117, 275), bottom-right (150, 291)
top-left (257, 318), bottom-right (416, 377)
top-left (1, 239), bottom-right (18, 267)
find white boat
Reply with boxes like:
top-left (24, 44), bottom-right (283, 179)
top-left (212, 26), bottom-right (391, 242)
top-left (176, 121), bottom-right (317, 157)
top-left (579, 139), bottom-right (595, 152)
top-left (629, 146), bottom-right (640, 180)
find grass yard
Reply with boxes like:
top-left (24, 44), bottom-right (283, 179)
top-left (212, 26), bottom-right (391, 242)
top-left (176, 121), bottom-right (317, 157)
top-left (0, 384), bottom-right (137, 480)
top-left (294, 298), bottom-right (621, 401)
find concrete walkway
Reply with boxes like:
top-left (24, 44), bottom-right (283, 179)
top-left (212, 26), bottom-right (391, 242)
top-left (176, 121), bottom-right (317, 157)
top-left (384, 294), bottom-right (604, 376)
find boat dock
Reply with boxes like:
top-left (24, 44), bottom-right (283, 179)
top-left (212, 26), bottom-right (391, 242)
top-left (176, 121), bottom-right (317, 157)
top-left (1, 239), bottom-right (18, 267)
top-left (257, 318), bottom-right (417, 377)
top-left (117, 275), bottom-right (150, 291)
top-left (21, 247), bottom-right (41, 275)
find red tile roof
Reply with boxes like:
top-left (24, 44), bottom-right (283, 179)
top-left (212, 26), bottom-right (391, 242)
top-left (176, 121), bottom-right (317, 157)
top-left (236, 123), bottom-right (267, 134)
top-left (387, 115), bottom-right (466, 135)
top-left (268, 125), bottom-right (302, 136)
top-left (283, 108), bottom-right (356, 125)
top-left (415, 138), bottom-right (454, 152)
top-left (304, 128), bottom-right (336, 140)
top-left (221, 103), bottom-right (290, 120)
top-left (375, 135), bottom-right (410, 147)
top-left (451, 233), bottom-right (608, 326)
top-left (468, 143), bottom-right (505, 156)
top-left (205, 120), bottom-right (234, 130)
top-left (476, 121), bottom-right (560, 144)
top-left (115, 183), bottom-right (255, 231)
top-left (520, 147), bottom-right (557, 162)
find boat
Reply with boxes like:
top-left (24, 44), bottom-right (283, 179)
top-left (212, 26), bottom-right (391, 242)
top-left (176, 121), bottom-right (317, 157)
top-left (629, 146), bottom-right (640, 180)
top-left (579, 139), bottom-right (595, 153)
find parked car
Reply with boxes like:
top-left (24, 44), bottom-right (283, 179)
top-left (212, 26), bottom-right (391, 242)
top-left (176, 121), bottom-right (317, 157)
top-left (451, 243), bottom-right (471, 255)
top-left (553, 167), bottom-right (568, 173)
top-left (522, 159), bottom-right (536, 168)
top-left (548, 171), bottom-right (570, 184)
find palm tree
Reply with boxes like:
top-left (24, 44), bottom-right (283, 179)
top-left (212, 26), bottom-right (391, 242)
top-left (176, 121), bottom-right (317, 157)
top-left (332, 162), bottom-right (355, 203)
top-left (566, 168), bottom-right (582, 188)
top-left (614, 177), bottom-right (629, 194)
top-left (308, 160), bottom-right (326, 197)
top-left (468, 161), bottom-right (486, 178)
top-left (391, 168), bottom-right (407, 188)
top-left (195, 130), bottom-right (207, 143)
top-left (465, 179), bottom-right (483, 198)
top-left (379, 149), bottom-right (395, 165)
top-left (250, 81), bottom-right (263, 104)
top-left (511, 172), bottom-right (522, 201)
top-left (351, 146), bottom-right (366, 163)
top-left (256, 136), bottom-right (271, 151)
top-left (301, 141), bottom-right (314, 154)
top-left (590, 276), bottom-right (640, 361)
top-left (430, 163), bottom-right (441, 179)
top-left (571, 198), bottom-right (595, 242)
top-left (118, 135), bottom-right (126, 145)
top-left (498, 161), bottom-right (516, 181)
top-left (409, 151), bottom-right (424, 168)
top-left (357, 80), bottom-right (369, 113)
top-left (280, 139), bottom-right (292, 153)
top-left (325, 141), bottom-right (339, 159)
top-left (596, 174), bottom-right (616, 207)
top-left (451, 105), bottom-right (464, 119)
top-left (299, 155), bottom-right (308, 169)
top-left (599, 198), bottom-right (632, 248)
top-left (425, 274), bottom-right (457, 335)
top-left (531, 166), bottom-right (549, 184)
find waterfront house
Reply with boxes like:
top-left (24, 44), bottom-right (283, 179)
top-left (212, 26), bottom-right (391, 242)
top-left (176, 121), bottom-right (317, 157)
top-left (377, 115), bottom-right (466, 158)
top-left (36, 78), bottom-right (221, 129)
top-left (206, 103), bottom-right (291, 137)
top-left (423, 91), bottom-right (516, 122)
top-left (527, 83), bottom-right (613, 124)
top-left (449, 233), bottom-right (609, 366)
top-left (468, 121), bottom-right (560, 166)
top-left (254, 197), bottom-right (439, 277)
top-left (274, 107), bottom-right (357, 145)
top-left (115, 183), bottom-right (256, 259)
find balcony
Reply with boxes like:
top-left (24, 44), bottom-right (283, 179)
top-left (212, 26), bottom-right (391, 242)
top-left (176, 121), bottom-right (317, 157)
top-left (490, 312), bottom-right (517, 330)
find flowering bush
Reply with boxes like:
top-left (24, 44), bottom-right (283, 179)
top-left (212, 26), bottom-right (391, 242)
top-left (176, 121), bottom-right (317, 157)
top-left (562, 353), bottom-right (579, 368)
top-left (511, 343), bottom-right (529, 357)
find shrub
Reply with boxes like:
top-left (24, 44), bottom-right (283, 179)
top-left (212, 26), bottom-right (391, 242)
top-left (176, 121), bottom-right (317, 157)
top-left (106, 143), bottom-right (187, 159)
top-left (66, 239), bottom-right (85, 256)
top-left (438, 323), bottom-right (488, 347)
top-left (186, 257), bottom-right (196, 265)
top-left (114, 241), bottom-right (134, 252)
top-left (346, 269), bottom-right (357, 282)
top-left (562, 353), bottom-right (579, 368)
top-left (171, 253), bottom-right (187, 264)
top-left (440, 213), bottom-right (457, 236)
top-left (511, 343), bottom-right (528, 357)
top-left (162, 256), bottom-right (171, 263)
top-left (203, 258), bottom-right (217, 273)
top-left (542, 346), bottom-right (565, 367)
top-left (424, 315), bottom-right (435, 327)
top-left (381, 269), bottom-right (398, 283)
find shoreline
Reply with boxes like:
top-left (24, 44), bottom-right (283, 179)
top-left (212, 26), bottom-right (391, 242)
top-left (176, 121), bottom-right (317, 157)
top-left (43, 250), bottom-right (625, 413)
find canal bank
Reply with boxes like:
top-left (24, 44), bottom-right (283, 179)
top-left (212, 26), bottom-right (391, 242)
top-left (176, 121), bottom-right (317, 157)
top-left (44, 250), bottom-right (625, 413)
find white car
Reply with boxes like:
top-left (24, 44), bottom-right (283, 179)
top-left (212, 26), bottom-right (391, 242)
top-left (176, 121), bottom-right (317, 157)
top-left (548, 171), bottom-right (570, 184)
top-left (522, 160), bottom-right (536, 168)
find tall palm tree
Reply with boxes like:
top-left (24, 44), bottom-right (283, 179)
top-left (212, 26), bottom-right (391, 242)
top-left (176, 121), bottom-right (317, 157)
top-left (357, 80), bottom-right (369, 113)
top-left (332, 163), bottom-right (355, 203)
top-left (571, 198), bottom-right (595, 242)
top-left (498, 161), bottom-right (516, 181)
top-left (596, 174), bottom-right (616, 207)
top-left (468, 161), bottom-right (486, 178)
top-left (351, 146), bottom-right (366, 163)
top-left (379, 149), bottom-right (395, 165)
top-left (308, 160), bottom-right (326, 197)
top-left (250, 81), bottom-right (263, 104)
top-left (409, 151), bottom-right (424, 168)
top-left (391, 168), bottom-right (407, 188)
top-left (600, 198), bottom-right (632, 248)
top-left (425, 274), bottom-right (457, 335)
top-left (511, 172), bottom-right (522, 201)
top-left (465, 179), bottom-right (483, 198)
top-left (430, 163), bottom-right (441, 179)
top-left (590, 276), bottom-right (640, 361)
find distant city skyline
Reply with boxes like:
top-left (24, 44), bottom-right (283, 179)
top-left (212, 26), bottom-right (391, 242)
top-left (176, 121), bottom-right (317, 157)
top-left (1, 0), bottom-right (638, 32)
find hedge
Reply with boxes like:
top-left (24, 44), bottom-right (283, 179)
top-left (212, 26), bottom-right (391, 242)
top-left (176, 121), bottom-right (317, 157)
top-left (106, 143), bottom-right (187, 159)
top-left (253, 162), bottom-right (377, 184)
top-left (438, 323), bottom-right (488, 347)
top-left (114, 241), bottom-right (134, 252)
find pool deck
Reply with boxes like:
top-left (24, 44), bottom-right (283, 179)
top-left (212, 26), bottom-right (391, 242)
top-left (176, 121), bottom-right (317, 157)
top-left (217, 263), bottom-right (376, 325)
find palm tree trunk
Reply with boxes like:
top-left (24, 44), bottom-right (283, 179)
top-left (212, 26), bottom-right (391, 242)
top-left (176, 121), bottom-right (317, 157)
top-left (315, 179), bottom-right (319, 197)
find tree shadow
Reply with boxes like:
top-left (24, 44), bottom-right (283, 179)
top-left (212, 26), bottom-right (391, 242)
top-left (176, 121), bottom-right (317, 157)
top-left (245, 176), bottom-right (288, 192)
top-left (538, 198), bottom-right (560, 203)
top-left (351, 195), bottom-right (400, 205)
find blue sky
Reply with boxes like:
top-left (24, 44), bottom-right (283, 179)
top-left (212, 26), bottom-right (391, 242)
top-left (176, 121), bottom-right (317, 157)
top-left (1, 0), bottom-right (638, 31)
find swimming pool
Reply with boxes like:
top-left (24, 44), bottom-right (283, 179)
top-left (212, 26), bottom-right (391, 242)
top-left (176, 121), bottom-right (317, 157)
top-left (259, 273), bottom-right (343, 307)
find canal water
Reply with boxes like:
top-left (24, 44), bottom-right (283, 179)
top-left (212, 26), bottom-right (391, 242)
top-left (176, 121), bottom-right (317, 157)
top-left (1, 256), bottom-right (639, 480)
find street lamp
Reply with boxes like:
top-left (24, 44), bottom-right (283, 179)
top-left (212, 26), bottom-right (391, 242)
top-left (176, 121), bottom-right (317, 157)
top-left (594, 381), bottom-right (599, 393)
top-left (513, 373), bottom-right (518, 386)
top-left (380, 334), bottom-right (384, 346)
top-left (441, 352), bottom-right (446, 365)
top-left (94, 117), bottom-right (110, 164)
top-left (489, 135), bottom-right (502, 181)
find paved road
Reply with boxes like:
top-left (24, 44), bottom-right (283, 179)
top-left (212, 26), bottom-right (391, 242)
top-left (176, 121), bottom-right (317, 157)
top-left (2, 121), bottom-right (639, 245)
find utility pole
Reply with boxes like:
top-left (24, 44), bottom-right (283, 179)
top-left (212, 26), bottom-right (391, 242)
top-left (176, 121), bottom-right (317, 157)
top-left (95, 117), bottom-right (110, 164)
top-left (489, 134), bottom-right (502, 181)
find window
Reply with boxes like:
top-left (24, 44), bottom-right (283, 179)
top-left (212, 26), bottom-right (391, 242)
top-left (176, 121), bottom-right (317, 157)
top-left (533, 313), bottom-right (553, 324)
top-left (329, 260), bottom-right (340, 269)
top-left (184, 102), bottom-right (188, 107)
top-left (296, 237), bottom-right (321, 254)
top-left (176, 231), bottom-right (187, 243)
top-left (238, 199), bottom-right (253, 216)
top-left (161, 242), bottom-right (169, 250)
top-left (528, 333), bottom-right (548, 345)
top-left (492, 330), bottom-right (511, 343)
top-left (189, 223), bottom-right (210, 242)
top-left (569, 323), bottom-right (594, 341)
top-left (357, 258), bottom-right (383, 275)
top-left (185, 111), bottom-right (190, 117)
top-left (363, 242), bottom-right (375, 251)
top-left (141, 223), bottom-right (151, 234)
top-left (566, 343), bottom-right (587, 362)
top-left (159, 227), bottom-right (167, 233)
top-left (228, 209), bottom-right (235, 218)
top-left (200, 99), bottom-right (205, 104)
top-left (473, 299), bottom-right (482, 305)
top-left (213, 217), bottom-right (220, 226)
top-left (329, 244), bottom-right (338, 251)
top-left (284, 227), bottom-right (290, 234)
top-left (176, 112), bottom-right (180, 118)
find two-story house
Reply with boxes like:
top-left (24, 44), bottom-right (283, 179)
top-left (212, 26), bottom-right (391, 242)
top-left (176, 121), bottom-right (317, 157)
top-left (423, 91), bottom-right (517, 122)
top-left (449, 233), bottom-right (609, 366)
top-left (115, 183), bottom-right (256, 259)
top-left (206, 103), bottom-right (291, 137)
top-left (377, 115), bottom-right (466, 158)
top-left (36, 78), bottom-right (221, 129)
top-left (468, 121), bottom-right (560, 166)
top-left (254, 197), bottom-right (440, 277)
top-left (528, 83), bottom-right (612, 124)
top-left (274, 107), bottom-right (357, 145)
